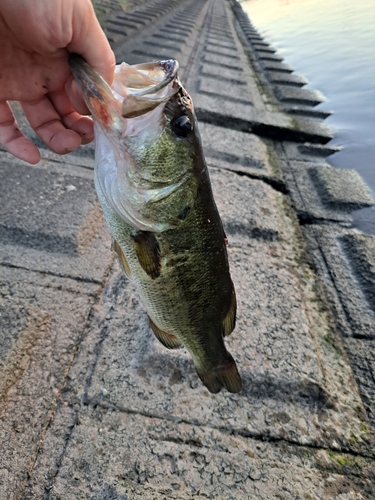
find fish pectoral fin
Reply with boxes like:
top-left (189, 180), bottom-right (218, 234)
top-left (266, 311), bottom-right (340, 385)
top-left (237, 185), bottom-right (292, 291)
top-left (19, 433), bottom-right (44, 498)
top-left (112, 240), bottom-right (131, 277)
top-left (223, 291), bottom-right (237, 337)
top-left (196, 352), bottom-right (242, 394)
top-left (148, 316), bottom-right (182, 349)
top-left (131, 231), bottom-right (161, 279)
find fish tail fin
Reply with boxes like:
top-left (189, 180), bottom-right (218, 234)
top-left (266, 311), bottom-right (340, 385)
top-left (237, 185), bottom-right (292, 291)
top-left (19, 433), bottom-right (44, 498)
top-left (197, 353), bottom-right (242, 394)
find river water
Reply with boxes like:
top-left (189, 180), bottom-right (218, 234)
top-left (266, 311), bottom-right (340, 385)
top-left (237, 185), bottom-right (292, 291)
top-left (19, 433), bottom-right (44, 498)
top-left (240, 0), bottom-right (375, 233)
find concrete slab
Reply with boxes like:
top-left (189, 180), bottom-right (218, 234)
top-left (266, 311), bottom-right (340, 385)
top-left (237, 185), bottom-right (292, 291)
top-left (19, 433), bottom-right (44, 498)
top-left (283, 141), bottom-right (341, 161)
top-left (95, 0), bottom-right (182, 43)
top-left (152, 32), bottom-right (187, 43)
top-left (0, 154), bottom-right (112, 281)
top-left (198, 77), bottom-right (251, 104)
top-left (27, 408), bottom-right (375, 500)
top-left (303, 226), bottom-right (375, 340)
top-left (275, 160), bottom-right (374, 225)
top-left (206, 37), bottom-right (237, 49)
top-left (77, 171), bottom-right (371, 452)
top-left (20, 170), bottom-right (375, 498)
top-left (262, 61), bottom-right (294, 73)
top-left (257, 51), bottom-right (283, 62)
top-left (275, 86), bottom-right (326, 107)
top-left (113, 0), bottom-right (208, 71)
top-left (199, 123), bottom-right (282, 185)
top-left (309, 166), bottom-right (375, 210)
top-left (267, 71), bottom-right (309, 87)
top-left (344, 338), bottom-right (375, 424)
top-left (0, 158), bottom-right (97, 254)
top-left (205, 44), bottom-right (240, 58)
top-left (200, 63), bottom-right (246, 84)
top-left (146, 36), bottom-right (186, 49)
top-left (0, 267), bottom-right (104, 498)
top-left (203, 52), bottom-right (239, 68)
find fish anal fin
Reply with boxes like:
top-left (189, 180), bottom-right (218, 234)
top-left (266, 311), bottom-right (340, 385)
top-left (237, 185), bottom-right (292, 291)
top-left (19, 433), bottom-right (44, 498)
top-left (148, 316), bottom-right (182, 349)
top-left (112, 240), bottom-right (131, 277)
top-left (197, 352), bottom-right (242, 394)
top-left (223, 290), bottom-right (237, 337)
top-left (131, 231), bottom-right (161, 279)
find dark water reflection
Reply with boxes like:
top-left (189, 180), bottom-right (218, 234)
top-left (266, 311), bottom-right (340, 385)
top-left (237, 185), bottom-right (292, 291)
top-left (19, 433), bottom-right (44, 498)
top-left (241, 0), bottom-right (375, 233)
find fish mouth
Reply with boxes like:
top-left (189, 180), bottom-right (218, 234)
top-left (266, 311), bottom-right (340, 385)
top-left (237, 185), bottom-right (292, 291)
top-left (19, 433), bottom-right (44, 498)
top-left (118, 59), bottom-right (180, 118)
top-left (69, 54), bottom-right (180, 123)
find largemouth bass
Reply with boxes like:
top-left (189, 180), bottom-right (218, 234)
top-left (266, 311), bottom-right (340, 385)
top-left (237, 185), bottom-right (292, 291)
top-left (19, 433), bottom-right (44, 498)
top-left (69, 54), bottom-right (242, 394)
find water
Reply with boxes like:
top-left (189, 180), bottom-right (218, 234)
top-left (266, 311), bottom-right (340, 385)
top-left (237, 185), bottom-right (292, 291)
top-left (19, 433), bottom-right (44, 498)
top-left (240, 0), bottom-right (375, 233)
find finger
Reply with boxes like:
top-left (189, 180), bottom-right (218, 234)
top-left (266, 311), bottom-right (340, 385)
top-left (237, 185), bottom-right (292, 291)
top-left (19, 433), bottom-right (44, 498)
top-left (0, 101), bottom-right (40, 164)
top-left (48, 89), bottom-right (94, 144)
top-left (21, 96), bottom-right (82, 155)
top-left (69, 2), bottom-right (116, 85)
top-left (64, 75), bottom-right (91, 116)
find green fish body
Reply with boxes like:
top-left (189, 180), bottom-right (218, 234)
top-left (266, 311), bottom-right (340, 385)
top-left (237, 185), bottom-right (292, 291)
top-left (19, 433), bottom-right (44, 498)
top-left (69, 55), bottom-right (242, 393)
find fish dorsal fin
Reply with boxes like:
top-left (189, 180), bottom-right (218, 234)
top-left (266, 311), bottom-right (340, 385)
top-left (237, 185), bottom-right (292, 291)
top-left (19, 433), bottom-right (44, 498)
top-left (131, 231), bottom-right (161, 279)
top-left (148, 316), bottom-right (182, 349)
top-left (223, 291), bottom-right (237, 337)
top-left (112, 240), bottom-right (131, 277)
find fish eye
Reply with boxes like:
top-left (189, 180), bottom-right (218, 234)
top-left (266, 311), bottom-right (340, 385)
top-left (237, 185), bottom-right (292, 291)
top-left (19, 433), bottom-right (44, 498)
top-left (171, 115), bottom-right (192, 137)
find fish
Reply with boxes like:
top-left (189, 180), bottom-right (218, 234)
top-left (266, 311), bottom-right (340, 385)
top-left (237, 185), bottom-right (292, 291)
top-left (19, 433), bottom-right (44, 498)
top-left (69, 54), bottom-right (242, 394)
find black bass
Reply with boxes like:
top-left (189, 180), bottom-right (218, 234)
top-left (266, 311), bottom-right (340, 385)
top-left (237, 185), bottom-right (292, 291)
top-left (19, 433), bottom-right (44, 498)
top-left (69, 55), bottom-right (242, 393)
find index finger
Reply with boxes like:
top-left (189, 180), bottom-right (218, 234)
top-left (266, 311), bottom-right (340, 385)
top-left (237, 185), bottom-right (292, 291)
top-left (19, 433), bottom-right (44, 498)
top-left (0, 101), bottom-right (41, 164)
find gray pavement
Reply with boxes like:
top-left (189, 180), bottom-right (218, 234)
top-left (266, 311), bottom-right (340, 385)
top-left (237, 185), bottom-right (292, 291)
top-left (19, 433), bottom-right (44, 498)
top-left (1, 0), bottom-right (374, 498)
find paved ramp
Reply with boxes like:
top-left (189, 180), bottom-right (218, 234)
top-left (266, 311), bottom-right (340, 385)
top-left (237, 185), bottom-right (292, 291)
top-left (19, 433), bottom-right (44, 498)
top-left (1, 0), bottom-right (374, 498)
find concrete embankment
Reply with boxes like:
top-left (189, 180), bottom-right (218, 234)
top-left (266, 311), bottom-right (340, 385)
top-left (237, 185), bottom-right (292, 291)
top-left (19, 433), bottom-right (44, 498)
top-left (1, 0), bottom-right (374, 498)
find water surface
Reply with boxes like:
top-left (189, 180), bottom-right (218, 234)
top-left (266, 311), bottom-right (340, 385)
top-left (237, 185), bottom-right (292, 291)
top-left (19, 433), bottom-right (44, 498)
top-left (241, 0), bottom-right (375, 233)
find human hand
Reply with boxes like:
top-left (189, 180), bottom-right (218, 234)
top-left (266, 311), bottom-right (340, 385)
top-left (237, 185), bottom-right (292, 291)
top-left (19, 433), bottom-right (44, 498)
top-left (0, 0), bottom-right (115, 164)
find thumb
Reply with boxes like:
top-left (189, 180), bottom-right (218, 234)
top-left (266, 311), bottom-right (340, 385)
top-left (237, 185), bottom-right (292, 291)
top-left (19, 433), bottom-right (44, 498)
top-left (67, 1), bottom-right (116, 86)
